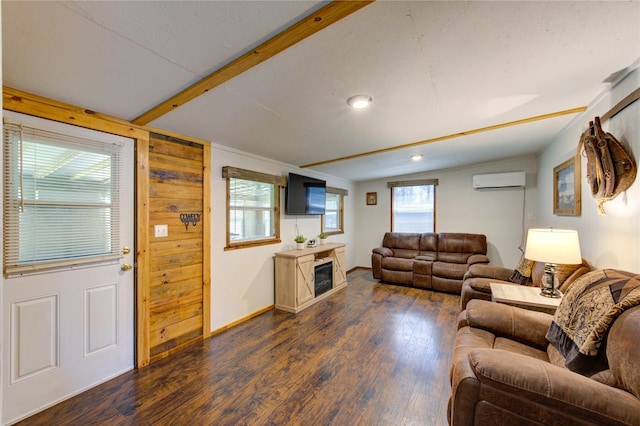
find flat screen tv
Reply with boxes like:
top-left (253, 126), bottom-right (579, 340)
top-left (286, 173), bottom-right (326, 215)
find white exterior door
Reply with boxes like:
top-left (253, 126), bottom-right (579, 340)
top-left (2, 112), bottom-right (135, 424)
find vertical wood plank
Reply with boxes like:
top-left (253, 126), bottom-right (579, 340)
top-left (202, 143), bottom-right (212, 337)
top-left (136, 136), bottom-right (151, 368)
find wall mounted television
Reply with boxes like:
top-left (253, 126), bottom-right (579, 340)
top-left (286, 173), bottom-right (326, 215)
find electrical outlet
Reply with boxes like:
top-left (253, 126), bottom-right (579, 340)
top-left (154, 224), bottom-right (168, 238)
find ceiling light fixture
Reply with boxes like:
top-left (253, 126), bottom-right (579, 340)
top-left (411, 154), bottom-right (423, 161)
top-left (347, 95), bottom-right (373, 109)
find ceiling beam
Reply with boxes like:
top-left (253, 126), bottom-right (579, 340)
top-left (300, 106), bottom-right (587, 168)
top-left (132, 0), bottom-right (374, 126)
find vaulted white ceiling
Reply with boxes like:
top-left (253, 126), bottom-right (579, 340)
top-left (3, 1), bottom-right (639, 181)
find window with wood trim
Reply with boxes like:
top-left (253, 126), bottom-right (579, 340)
top-left (389, 179), bottom-right (438, 233)
top-left (321, 187), bottom-right (347, 235)
top-left (223, 167), bottom-right (284, 249)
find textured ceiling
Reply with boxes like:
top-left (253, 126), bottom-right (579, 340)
top-left (3, 1), bottom-right (640, 181)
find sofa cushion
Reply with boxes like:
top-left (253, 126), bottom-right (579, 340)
top-left (437, 233), bottom-right (487, 263)
top-left (494, 337), bottom-right (549, 361)
top-left (382, 232), bottom-right (421, 250)
top-left (438, 252), bottom-right (472, 264)
top-left (380, 256), bottom-right (413, 272)
top-left (418, 233), bottom-right (438, 259)
top-left (433, 261), bottom-right (468, 280)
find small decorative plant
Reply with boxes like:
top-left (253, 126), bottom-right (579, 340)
top-left (294, 235), bottom-right (307, 243)
top-left (318, 232), bottom-right (329, 239)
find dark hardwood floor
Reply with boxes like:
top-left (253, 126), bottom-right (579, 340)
top-left (18, 269), bottom-right (460, 426)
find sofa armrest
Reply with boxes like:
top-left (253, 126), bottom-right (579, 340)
top-left (468, 349), bottom-right (640, 425)
top-left (465, 277), bottom-right (501, 294)
top-left (372, 247), bottom-right (393, 257)
top-left (465, 300), bottom-right (552, 350)
top-left (464, 263), bottom-right (513, 281)
top-left (467, 254), bottom-right (490, 266)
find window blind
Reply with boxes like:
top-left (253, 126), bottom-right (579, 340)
top-left (3, 120), bottom-right (123, 274)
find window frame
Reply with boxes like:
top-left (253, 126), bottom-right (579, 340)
top-left (321, 186), bottom-right (347, 236)
top-left (389, 179), bottom-right (438, 233)
top-left (223, 166), bottom-right (285, 250)
top-left (3, 114), bottom-right (126, 276)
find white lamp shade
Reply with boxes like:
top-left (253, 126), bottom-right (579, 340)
top-left (524, 228), bottom-right (582, 265)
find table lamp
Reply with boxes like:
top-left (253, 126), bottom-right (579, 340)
top-left (524, 228), bottom-right (582, 298)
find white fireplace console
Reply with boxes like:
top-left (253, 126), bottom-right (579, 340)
top-left (274, 243), bottom-right (347, 313)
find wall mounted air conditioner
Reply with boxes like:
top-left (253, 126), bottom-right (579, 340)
top-left (472, 171), bottom-right (526, 189)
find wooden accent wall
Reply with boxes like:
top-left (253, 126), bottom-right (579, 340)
top-left (148, 134), bottom-right (206, 361)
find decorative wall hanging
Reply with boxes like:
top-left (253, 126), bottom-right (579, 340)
top-left (366, 192), bottom-right (377, 205)
top-left (180, 213), bottom-right (201, 230)
top-left (554, 157), bottom-right (581, 216)
top-left (577, 116), bottom-right (636, 215)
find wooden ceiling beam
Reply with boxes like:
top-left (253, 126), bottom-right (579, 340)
top-left (132, 1), bottom-right (374, 126)
top-left (300, 106), bottom-right (588, 168)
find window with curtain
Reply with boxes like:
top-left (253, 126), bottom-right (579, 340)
top-left (321, 187), bottom-right (347, 235)
top-left (389, 179), bottom-right (438, 233)
top-left (3, 120), bottom-right (123, 275)
top-left (223, 167), bottom-right (284, 249)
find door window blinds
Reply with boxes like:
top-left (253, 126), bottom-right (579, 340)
top-left (3, 119), bottom-right (123, 275)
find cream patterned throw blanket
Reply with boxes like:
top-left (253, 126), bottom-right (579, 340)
top-left (546, 269), bottom-right (640, 375)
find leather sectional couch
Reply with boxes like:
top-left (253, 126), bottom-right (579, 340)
top-left (371, 232), bottom-right (489, 293)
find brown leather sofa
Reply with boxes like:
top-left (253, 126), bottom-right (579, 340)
top-left (460, 259), bottom-right (590, 311)
top-left (449, 300), bottom-right (640, 425)
top-left (371, 232), bottom-right (489, 293)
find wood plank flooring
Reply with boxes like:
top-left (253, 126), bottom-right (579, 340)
top-left (17, 269), bottom-right (459, 426)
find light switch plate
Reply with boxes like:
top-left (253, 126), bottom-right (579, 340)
top-left (154, 224), bottom-right (168, 238)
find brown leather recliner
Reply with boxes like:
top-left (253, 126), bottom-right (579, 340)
top-left (449, 300), bottom-right (640, 425)
top-left (459, 259), bottom-right (590, 311)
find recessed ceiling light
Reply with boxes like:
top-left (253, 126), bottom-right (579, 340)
top-left (411, 154), bottom-right (423, 161)
top-left (347, 95), bottom-right (373, 109)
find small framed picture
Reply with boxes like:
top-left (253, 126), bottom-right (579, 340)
top-left (366, 192), bottom-right (377, 205)
top-left (554, 157), bottom-right (581, 216)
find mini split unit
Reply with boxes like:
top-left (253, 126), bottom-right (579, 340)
top-left (472, 171), bottom-right (526, 189)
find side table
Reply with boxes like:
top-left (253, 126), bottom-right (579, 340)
top-left (490, 282), bottom-right (562, 314)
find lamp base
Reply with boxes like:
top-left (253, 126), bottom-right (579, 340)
top-left (540, 263), bottom-right (562, 298)
top-left (540, 287), bottom-right (562, 298)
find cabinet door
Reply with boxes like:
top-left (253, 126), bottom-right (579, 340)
top-left (296, 255), bottom-right (315, 305)
top-left (333, 246), bottom-right (347, 286)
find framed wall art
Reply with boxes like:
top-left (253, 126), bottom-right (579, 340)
top-left (366, 192), bottom-right (377, 205)
top-left (553, 157), bottom-right (581, 216)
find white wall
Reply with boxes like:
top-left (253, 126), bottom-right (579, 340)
top-left (536, 65), bottom-right (640, 272)
top-left (354, 155), bottom-right (538, 269)
top-left (209, 144), bottom-right (356, 332)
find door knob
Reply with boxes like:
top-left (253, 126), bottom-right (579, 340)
top-left (121, 263), bottom-right (133, 272)
top-left (122, 247), bottom-right (131, 255)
